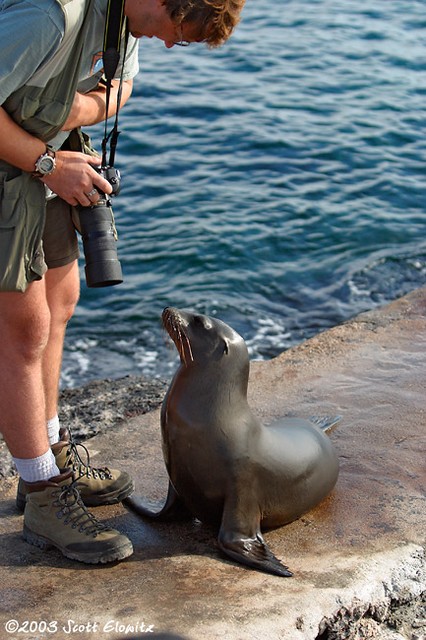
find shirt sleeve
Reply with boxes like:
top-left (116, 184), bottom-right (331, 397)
top-left (118, 33), bottom-right (140, 82)
top-left (0, 1), bottom-right (64, 105)
top-left (77, 30), bottom-right (139, 94)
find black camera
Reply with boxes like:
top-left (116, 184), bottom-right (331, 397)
top-left (78, 166), bottom-right (123, 288)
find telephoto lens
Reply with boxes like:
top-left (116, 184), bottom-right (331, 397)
top-left (78, 197), bottom-right (123, 287)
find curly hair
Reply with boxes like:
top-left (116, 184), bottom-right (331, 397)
top-left (162, 0), bottom-right (246, 47)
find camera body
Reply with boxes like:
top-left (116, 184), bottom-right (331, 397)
top-left (78, 166), bottom-right (123, 288)
top-left (99, 166), bottom-right (121, 196)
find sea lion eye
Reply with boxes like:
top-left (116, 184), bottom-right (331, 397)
top-left (193, 315), bottom-right (205, 326)
top-left (193, 315), bottom-right (212, 330)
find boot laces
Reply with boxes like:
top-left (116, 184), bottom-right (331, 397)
top-left (53, 480), bottom-right (110, 536)
top-left (65, 439), bottom-right (113, 481)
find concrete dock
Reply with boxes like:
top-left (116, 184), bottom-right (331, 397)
top-left (0, 288), bottom-right (425, 639)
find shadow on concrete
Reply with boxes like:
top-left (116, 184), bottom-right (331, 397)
top-left (0, 499), bottom-right (229, 571)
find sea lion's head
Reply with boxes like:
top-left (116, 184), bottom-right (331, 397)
top-left (162, 307), bottom-right (247, 368)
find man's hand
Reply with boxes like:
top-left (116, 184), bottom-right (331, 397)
top-left (43, 151), bottom-right (113, 207)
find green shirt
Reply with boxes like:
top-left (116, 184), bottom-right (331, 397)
top-left (0, 0), bottom-right (139, 146)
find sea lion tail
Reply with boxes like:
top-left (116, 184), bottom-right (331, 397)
top-left (123, 482), bottom-right (192, 522)
top-left (309, 415), bottom-right (342, 434)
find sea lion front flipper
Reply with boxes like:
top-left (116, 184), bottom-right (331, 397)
top-left (124, 482), bottom-right (192, 522)
top-left (217, 495), bottom-right (293, 578)
top-left (218, 530), bottom-right (293, 578)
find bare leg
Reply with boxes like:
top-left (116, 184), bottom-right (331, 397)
top-left (3, 268), bottom-right (133, 563)
top-left (42, 260), bottom-right (80, 421)
top-left (0, 280), bottom-right (50, 458)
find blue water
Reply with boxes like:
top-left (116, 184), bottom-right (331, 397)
top-left (62, 0), bottom-right (426, 387)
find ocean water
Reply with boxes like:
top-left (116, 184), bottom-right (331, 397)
top-left (62, 0), bottom-right (426, 387)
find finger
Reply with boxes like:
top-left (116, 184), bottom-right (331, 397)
top-left (88, 193), bottom-right (100, 203)
top-left (87, 155), bottom-right (102, 167)
top-left (85, 188), bottom-right (100, 203)
top-left (73, 191), bottom-right (96, 207)
top-left (79, 195), bottom-right (93, 207)
top-left (86, 159), bottom-right (113, 195)
top-left (92, 173), bottom-right (113, 195)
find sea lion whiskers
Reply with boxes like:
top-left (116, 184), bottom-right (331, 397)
top-left (163, 309), bottom-right (194, 365)
top-left (175, 325), bottom-right (194, 365)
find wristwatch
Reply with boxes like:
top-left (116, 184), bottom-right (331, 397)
top-left (33, 146), bottom-right (56, 178)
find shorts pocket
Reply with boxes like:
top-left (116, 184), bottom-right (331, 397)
top-left (0, 172), bottom-right (46, 292)
top-left (0, 171), bottom-right (22, 227)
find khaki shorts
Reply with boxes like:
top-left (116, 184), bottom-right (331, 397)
top-left (0, 166), bottom-right (47, 292)
top-left (43, 196), bottom-right (80, 269)
top-left (0, 178), bottom-right (80, 292)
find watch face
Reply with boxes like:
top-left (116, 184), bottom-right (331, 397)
top-left (39, 156), bottom-right (55, 173)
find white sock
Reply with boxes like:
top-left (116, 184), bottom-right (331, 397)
top-left (13, 449), bottom-right (61, 483)
top-left (47, 414), bottom-right (60, 445)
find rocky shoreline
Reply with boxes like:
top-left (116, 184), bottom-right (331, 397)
top-left (0, 374), bottom-right (168, 479)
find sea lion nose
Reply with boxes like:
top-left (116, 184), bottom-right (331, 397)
top-left (162, 307), bottom-right (179, 325)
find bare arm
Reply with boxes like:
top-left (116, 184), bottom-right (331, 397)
top-left (62, 79), bottom-right (133, 130)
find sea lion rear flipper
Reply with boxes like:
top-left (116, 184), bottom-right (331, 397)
top-left (309, 414), bottom-right (342, 433)
top-left (217, 495), bottom-right (292, 578)
top-left (124, 482), bottom-right (192, 522)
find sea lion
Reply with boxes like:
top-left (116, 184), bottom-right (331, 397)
top-left (125, 308), bottom-right (340, 577)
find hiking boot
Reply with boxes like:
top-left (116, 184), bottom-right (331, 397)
top-left (16, 428), bottom-right (134, 511)
top-left (23, 470), bottom-right (133, 564)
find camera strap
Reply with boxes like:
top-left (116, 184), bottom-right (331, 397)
top-left (101, 0), bottom-right (128, 168)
